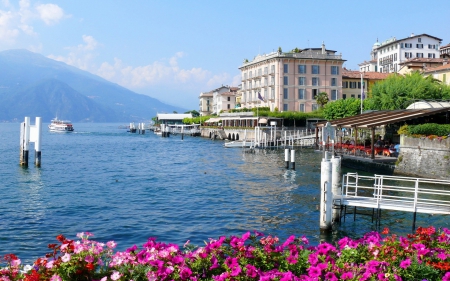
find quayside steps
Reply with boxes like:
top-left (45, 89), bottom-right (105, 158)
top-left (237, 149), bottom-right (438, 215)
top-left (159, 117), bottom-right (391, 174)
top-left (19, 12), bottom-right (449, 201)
top-left (335, 173), bottom-right (450, 215)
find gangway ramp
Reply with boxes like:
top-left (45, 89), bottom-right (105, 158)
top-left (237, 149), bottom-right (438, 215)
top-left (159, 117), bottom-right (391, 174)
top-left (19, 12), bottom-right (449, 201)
top-left (334, 173), bottom-right (450, 229)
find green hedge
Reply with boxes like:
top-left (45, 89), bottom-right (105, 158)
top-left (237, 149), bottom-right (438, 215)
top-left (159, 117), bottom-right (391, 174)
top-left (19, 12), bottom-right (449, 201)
top-left (408, 123), bottom-right (450, 136)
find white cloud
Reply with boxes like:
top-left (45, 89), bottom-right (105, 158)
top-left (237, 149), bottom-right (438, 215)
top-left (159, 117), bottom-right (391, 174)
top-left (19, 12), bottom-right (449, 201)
top-left (35, 3), bottom-right (64, 25)
top-left (0, 1), bottom-right (66, 45)
top-left (48, 35), bottom-right (99, 70)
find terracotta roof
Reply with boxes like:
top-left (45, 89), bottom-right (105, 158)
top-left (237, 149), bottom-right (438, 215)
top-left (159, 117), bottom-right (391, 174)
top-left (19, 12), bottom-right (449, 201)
top-left (423, 63), bottom-right (450, 73)
top-left (342, 69), bottom-right (390, 80)
top-left (440, 43), bottom-right (450, 49)
top-left (398, 58), bottom-right (444, 65)
top-left (377, 33), bottom-right (442, 48)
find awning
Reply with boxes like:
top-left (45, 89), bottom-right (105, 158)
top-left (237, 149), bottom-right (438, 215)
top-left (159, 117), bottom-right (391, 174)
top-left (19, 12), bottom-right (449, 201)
top-left (258, 118), bottom-right (268, 124)
top-left (204, 117), bottom-right (221, 123)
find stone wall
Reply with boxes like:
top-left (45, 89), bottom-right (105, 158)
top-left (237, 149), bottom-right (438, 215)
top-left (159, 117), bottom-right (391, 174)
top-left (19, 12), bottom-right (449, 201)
top-left (394, 136), bottom-right (450, 179)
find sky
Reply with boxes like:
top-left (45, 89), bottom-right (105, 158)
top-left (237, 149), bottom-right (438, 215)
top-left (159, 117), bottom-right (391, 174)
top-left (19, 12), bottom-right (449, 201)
top-left (0, 0), bottom-right (448, 110)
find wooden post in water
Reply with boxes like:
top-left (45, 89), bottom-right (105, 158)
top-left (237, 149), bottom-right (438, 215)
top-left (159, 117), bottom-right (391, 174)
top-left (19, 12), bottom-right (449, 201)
top-left (290, 149), bottom-right (295, 170)
top-left (285, 148), bottom-right (290, 169)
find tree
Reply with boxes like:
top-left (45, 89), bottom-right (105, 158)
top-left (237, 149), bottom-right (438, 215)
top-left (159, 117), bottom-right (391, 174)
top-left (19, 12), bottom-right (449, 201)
top-left (366, 71), bottom-right (450, 110)
top-left (323, 98), bottom-right (361, 120)
top-left (315, 92), bottom-right (329, 108)
top-left (185, 110), bottom-right (199, 117)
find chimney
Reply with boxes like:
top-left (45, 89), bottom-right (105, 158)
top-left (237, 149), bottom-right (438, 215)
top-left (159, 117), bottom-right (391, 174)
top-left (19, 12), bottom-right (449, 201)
top-left (410, 33), bottom-right (415, 37)
top-left (321, 41), bottom-right (325, 54)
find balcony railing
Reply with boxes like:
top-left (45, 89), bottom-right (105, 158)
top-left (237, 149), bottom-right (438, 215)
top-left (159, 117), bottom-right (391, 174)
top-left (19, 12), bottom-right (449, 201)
top-left (242, 51), bottom-right (343, 66)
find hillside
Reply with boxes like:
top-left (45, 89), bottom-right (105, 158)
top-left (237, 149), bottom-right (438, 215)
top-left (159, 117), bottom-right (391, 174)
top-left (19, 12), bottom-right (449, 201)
top-left (0, 49), bottom-right (186, 122)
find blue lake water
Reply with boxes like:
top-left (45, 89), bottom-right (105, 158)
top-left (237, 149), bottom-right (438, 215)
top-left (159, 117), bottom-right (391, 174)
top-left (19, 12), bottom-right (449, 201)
top-left (0, 123), bottom-right (448, 264)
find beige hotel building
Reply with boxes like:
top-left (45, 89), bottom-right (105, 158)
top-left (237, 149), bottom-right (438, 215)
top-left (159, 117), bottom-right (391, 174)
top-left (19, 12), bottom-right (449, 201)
top-left (238, 43), bottom-right (345, 113)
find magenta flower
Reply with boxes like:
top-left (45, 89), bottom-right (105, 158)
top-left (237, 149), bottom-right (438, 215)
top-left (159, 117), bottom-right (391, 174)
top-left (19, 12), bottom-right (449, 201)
top-left (341, 271), bottom-right (353, 280)
top-left (245, 264), bottom-right (258, 278)
top-left (50, 275), bottom-right (62, 281)
top-left (306, 265), bottom-right (321, 278)
top-left (180, 266), bottom-right (192, 280)
top-left (400, 258), bottom-right (411, 269)
top-left (325, 272), bottom-right (338, 281)
top-left (443, 272), bottom-right (450, 281)
top-left (308, 252), bottom-right (318, 265)
top-left (110, 270), bottom-right (121, 281)
top-left (286, 254), bottom-right (297, 264)
top-left (230, 265), bottom-right (242, 276)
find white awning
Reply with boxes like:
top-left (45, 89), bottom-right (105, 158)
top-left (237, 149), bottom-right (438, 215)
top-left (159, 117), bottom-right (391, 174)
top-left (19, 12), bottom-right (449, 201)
top-left (258, 118), bottom-right (268, 124)
top-left (205, 117), bottom-right (221, 123)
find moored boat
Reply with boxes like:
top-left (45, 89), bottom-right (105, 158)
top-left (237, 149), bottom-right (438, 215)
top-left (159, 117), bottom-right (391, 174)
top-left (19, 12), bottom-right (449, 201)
top-left (48, 117), bottom-right (74, 132)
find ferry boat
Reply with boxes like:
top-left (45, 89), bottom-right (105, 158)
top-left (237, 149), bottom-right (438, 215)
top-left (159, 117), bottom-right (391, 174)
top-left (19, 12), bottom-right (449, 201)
top-left (48, 117), bottom-right (74, 132)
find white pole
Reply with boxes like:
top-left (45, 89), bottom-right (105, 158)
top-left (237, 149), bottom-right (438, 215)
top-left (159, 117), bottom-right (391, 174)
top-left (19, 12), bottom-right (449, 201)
top-left (320, 158), bottom-right (333, 231)
top-left (360, 72), bottom-right (364, 114)
top-left (331, 156), bottom-right (342, 222)
top-left (285, 148), bottom-right (290, 169)
top-left (35, 117), bottom-right (42, 167)
top-left (290, 149), bottom-right (295, 170)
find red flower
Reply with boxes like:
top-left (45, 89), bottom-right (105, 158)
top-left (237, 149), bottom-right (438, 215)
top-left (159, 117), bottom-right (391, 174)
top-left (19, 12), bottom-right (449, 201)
top-left (24, 270), bottom-right (40, 281)
top-left (86, 262), bottom-right (95, 271)
top-left (56, 234), bottom-right (66, 242)
top-left (381, 227), bottom-right (389, 235)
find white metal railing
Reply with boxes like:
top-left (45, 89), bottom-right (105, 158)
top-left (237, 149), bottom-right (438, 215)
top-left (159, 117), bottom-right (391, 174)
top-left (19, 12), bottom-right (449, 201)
top-left (341, 173), bottom-right (450, 214)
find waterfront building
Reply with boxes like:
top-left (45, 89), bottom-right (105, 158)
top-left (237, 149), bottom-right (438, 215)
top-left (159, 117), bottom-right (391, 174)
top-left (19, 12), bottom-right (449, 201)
top-left (199, 85), bottom-right (238, 116)
top-left (239, 43), bottom-right (345, 113)
top-left (423, 60), bottom-right (450, 86)
top-left (199, 91), bottom-right (213, 116)
top-left (341, 69), bottom-right (390, 99)
top-left (440, 43), bottom-right (450, 58)
top-left (397, 58), bottom-right (445, 75)
top-left (359, 33), bottom-right (442, 74)
top-left (156, 113), bottom-right (192, 125)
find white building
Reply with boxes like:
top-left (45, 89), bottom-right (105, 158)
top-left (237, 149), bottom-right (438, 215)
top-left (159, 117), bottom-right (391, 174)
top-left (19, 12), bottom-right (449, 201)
top-left (199, 85), bottom-right (238, 116)
top-left (359, 33), bottom-right (442, 73)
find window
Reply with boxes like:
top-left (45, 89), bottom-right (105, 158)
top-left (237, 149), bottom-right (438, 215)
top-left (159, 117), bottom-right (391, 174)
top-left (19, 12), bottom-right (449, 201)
top-left (400, 43), bottom-right (404, 48)
top-left (418, 38), bottom-right (421, 42)
top-left (312, 104), bottom-right (318, 111)
top-left (283, 76), bottom-right (288, 85)
top-left (271, 88), bottom-right (274, 99)
top-left (428, 53), bottom-right (436, 58)
top-left (263, 88), bottom-right (267, 99)
top-left (298, 65), bottom-right (306, 74)
top-left (312, 77), bottom-right (319, 86)
top-left (283, 64), bottom-right (288, 73)
top-left (343, 94), bottom-right (347, 99)
top-left (331, 90), bottom-right (337, 100)
top-left (249, 81), bottom-right (252, 88)
top-left (298, 77), bottom-right (305, 85)
top-left (416, 53), bottom-right (423, 58)
top-left (349, 82), bottom-right (357, 89)
top-left (312, 89), bottom-right (318, 98)
top-left (404, 43), bottom-right (412, 48)
top-left (271, 65), bottom-right (275, 73)
top-left (227, 104), bottom-right (230, 109)
top-left (283, 104), bottom-right (288, 111)
top-left (264, 67), bottom-right (268, 75)
top-left (331, 66), bottom-right (339, 75)
top-left (331, 78), bottom-right (337, 86)
top-left (299, 104), bottom-right (305, 112)
top-left (405, 52), bottom-right (412, 58)
top-left (342, 81), bottom-right (348, 88)
top-left (358, 82), bottom-right (361, 89)
top-left (227, 97), bottom-right (230, 101)
top-left (283, 88), bottom-right (288, 99)
top-left (428, 44), bottom-right (437, 49)
top-left (249, 71), bottom-right (252, 78)
top-left (298, 89), bottom-right (305, 99)
top-left (312, 65), bottom-right (320, 74)
top-left (416, 44), bottom-right (423, 49)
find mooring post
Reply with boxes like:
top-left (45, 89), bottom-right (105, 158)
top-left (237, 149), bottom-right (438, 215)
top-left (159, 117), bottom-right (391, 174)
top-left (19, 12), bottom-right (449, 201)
top-left (285, 148), bottom-right (290, 169)
top-left (331, 155), bottom-right (341, 222)
top-left (320, 156), bottom-right (333, 232)
top-left (290, 149), bottom-right (295, 170)
top-left (20, 117), bottom-right (30, 167)
top-left (34, 117), bottom-right (42, 167)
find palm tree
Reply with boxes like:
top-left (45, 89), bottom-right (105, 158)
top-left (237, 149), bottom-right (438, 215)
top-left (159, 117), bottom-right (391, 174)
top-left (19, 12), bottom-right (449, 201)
top-left (316, 92), bottom-right (329, 108)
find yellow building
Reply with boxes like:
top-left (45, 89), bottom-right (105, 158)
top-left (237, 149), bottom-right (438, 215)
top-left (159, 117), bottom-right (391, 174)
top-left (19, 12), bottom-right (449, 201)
top-left (423, 61), bottom-right (450, 86)
top-left (342, 69), bottom-right (390, 99)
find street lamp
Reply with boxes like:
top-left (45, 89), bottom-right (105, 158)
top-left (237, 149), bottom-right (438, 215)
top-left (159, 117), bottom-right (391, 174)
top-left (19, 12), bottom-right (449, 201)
top-left (360, 71), bottom-right (365, 114)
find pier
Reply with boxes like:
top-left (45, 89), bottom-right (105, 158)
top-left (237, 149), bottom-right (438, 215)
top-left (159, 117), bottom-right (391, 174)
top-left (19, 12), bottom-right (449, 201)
top-left (335, 173), bottom-right (450, 231)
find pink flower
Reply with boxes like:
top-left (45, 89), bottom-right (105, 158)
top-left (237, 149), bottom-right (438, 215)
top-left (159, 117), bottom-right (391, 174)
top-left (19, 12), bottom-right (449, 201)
top-left (46, 260), bottom-right (54, 269)
top-left (106, 241), bottom-right (117, 249)
top-left (443, 272), bottom-right (450, 281)
top-left (245, 264), bottom-right (258, 278)
top-left (111, 270), bottom-right (122, 281)
top-left (50, 274), bottom-right (62, 281)
top-left (85, 255), bottom-right (94, 263)
top-left (325, 272), bottom-right (338, 281)
top-left (61, 253), bottom-right (71, 263)
top-left (10, 258), bottom-right (21, 267)
top-left (307, 265), bottom-right (321, 278)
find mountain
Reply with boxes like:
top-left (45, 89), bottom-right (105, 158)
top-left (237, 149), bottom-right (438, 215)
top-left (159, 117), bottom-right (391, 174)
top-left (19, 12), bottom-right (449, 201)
top-left (0, 49), bottom-right (187, 122)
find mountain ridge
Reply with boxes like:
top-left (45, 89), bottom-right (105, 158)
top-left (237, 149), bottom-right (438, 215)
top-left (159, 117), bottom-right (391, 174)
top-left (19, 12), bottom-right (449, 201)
top-left (0, 49), bottom-right (187, 122)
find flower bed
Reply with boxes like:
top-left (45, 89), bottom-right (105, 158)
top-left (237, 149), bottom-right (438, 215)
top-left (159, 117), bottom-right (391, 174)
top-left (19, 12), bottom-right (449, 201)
top-left (1, 227), bottom-right (449, 281)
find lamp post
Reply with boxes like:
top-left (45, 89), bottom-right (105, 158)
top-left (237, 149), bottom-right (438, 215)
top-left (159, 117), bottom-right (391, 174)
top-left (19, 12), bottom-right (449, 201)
top-left (360, 72), bottom-right (365, 114)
